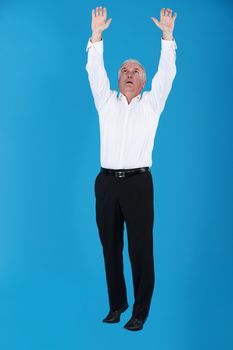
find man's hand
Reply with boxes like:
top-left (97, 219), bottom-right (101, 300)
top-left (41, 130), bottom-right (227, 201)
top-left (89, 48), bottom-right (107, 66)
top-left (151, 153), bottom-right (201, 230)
top-left (151, 8), bottom-right (177, 40)
top-left (91, 7), bottom-right (112, 43)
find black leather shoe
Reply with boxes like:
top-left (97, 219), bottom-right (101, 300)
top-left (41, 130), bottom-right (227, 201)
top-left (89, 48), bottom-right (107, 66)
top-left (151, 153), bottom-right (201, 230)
top-left (123, 316), bottom-right (147, 331)
top-left (102, 303), bottom-right (129, 323)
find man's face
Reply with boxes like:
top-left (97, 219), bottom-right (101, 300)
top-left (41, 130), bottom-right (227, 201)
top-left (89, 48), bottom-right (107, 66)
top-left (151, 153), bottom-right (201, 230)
top-left (118, 61), bottom-right (146, 98)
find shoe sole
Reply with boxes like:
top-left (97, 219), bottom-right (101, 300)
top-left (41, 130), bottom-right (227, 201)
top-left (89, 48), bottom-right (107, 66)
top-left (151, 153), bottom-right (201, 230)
top-left (102, 304), bottom-right (129, 323)
top-left (124, 325), bottom-right (143, 331)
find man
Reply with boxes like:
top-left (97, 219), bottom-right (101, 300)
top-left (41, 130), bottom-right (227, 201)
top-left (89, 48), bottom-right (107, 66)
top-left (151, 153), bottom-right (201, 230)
top-left (86, 7), bottom-right (177, 331)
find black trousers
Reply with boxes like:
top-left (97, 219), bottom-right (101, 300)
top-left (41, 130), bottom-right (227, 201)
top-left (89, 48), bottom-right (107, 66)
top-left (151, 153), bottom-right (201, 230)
top-left (94, 168), bottom-right (155, 320)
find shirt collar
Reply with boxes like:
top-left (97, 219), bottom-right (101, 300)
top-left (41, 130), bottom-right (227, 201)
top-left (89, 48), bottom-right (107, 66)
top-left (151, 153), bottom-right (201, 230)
top-left (118, 92), bottom-right (142, 103)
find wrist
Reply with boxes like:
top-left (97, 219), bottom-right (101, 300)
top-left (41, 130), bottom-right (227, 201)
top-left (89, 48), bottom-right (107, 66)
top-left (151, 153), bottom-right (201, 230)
top-left (91, 31), bottom-right (102, 43)
top-left (162, 31), bottom-right (174, 40)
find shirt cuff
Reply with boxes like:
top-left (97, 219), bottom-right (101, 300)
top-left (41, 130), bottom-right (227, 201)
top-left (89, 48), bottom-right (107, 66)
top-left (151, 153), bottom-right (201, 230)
top-left (86, 38), bottom-right (104, 54)
top-left (161, 37), bottom-right (177, 51)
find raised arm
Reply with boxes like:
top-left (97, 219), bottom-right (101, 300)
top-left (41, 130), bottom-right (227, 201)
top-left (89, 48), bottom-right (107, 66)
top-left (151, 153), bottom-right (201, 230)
top-left (148, 8), bottom-right (178, 115)
top-left (86, 7), bottom-right (113, 111)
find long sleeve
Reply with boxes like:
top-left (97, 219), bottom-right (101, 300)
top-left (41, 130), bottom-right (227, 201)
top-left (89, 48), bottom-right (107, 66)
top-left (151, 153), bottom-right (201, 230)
top-left (86, 39), bottom-right (113, 112)
top-left (148, 37), bottom-right (177, 115)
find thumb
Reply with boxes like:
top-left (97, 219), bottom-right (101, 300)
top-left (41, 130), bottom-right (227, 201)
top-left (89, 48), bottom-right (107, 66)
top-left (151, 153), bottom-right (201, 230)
top-left (151, 17), bottom-right (161, 29)
top-left (104, 18), bottom-right (112, 29)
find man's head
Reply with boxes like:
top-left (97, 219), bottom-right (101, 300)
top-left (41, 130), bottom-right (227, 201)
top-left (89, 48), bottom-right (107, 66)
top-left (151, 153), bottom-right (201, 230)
top-left (118, 59), bottom-right (146, 101)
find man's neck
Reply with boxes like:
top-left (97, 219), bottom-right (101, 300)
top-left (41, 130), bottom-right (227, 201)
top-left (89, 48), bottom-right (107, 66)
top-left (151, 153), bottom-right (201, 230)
top-left (119, 92), bottom-right (141, 104)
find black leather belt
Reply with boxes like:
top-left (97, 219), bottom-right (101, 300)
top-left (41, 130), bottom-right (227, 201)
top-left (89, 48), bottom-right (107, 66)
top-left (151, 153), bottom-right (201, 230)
top-left (100, 167), bottom-right (150, 178)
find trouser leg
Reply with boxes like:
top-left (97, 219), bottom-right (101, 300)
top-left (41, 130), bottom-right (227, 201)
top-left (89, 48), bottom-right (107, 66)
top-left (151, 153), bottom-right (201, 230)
top-left (120, 171), bottom-right (155, 319)
top-left (94, 172), bottom-right (128, 311)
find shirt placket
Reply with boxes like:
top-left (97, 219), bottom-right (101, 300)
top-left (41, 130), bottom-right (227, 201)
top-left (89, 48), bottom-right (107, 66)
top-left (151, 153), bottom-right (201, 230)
top-left (118, 105), bottom-right (131, 168)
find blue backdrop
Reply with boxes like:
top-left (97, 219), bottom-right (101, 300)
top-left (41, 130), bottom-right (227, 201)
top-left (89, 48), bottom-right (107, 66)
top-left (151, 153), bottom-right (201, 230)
top-left (0, 0), bottom-right (232, 349)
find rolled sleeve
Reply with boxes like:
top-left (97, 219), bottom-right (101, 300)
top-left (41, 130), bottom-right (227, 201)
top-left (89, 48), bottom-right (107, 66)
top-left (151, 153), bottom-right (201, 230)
top-left (86, 38), bottom-right (104, 54)
top-left (161, 37), bottom-right (178, 51)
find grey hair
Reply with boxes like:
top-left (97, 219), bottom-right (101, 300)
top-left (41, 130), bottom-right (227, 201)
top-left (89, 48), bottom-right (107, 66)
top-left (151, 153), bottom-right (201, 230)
top-left (118, 59), bottom-right (146, 82)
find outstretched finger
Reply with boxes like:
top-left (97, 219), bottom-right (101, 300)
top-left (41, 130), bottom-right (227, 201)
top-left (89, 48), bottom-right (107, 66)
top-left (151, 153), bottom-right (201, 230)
top-left (160, 8), bottom-right (166, 17)
top-left (151, 16), bottom-right (161, 29)
top-left (173, 12), bottom-right (177, 20)
top-left (105, 18), bottom-right (112, 29)
top-left (92, 9), bottom-right (96, 18)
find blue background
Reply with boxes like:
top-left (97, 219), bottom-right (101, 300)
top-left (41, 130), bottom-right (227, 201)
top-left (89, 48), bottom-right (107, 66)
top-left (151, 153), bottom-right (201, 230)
top-left (0, 0), bottom-right (232, 349)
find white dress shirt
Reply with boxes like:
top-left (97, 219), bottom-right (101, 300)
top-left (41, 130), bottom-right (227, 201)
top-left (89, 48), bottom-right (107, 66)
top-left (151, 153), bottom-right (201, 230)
top-left (86, 37), bottom-right (177, 170)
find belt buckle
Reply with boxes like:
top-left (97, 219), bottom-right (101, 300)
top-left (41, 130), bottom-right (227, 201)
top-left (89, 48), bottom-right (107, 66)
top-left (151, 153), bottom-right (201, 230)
top-left (115, 171), bottom-right (125, 178)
